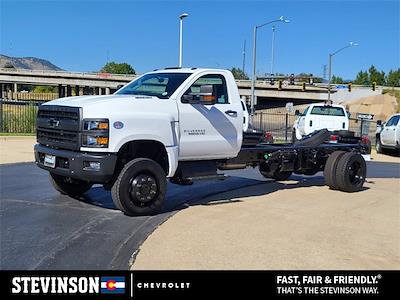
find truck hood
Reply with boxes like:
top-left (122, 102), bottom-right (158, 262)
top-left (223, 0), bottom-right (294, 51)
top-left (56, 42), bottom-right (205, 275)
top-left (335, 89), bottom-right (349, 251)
top-left (45, 94), bottom-right (160, 107)
top-left (42, 94), bottom-right (178, 120)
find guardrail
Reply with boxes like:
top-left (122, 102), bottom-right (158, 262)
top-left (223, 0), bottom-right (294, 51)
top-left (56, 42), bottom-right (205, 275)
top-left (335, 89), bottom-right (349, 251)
top-left (3, 92), bottom-right (58, 101)
top-left (0, 68), bottom-right (137, 79)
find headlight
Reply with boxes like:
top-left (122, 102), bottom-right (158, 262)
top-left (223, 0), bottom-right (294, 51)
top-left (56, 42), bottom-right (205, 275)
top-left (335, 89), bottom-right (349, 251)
top-left (84, 120), bottom-right (109, 130)
top-left (82, 119), bottom-right (109, 148)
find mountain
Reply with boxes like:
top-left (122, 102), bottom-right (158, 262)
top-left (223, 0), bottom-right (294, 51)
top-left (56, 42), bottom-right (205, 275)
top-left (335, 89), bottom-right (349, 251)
top-left (0, 54), bottom-right (63, 71)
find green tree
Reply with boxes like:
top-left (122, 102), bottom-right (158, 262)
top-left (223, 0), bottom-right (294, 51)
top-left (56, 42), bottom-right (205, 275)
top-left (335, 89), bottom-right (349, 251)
top-left (100, 62), bottom-right (135, 74)
top-left (368, 65), bottom-right (385, 85)
top-left (230, 67), bottom-right (249, 80)
top-left (331, 75), bottom-right (344, 84)
top-left (353, 70), bottom-right (369, 85)
top-left (385, 69), bottom-right (400, 87)
top-left (33, 85), bottom-right (56, 93)
top-left (311, 77), bottom-right (323, 83)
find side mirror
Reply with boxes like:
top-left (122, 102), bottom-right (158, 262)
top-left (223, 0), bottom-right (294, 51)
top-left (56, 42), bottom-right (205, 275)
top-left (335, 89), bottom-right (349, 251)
top-left (116, 84), bottom-right (124, 90)
top-left (295, 109), bottom-right (301, 116)
top-left (376, 120), bottom-right (382, 126)
top-left (182, 84), bottom-right (216, 105)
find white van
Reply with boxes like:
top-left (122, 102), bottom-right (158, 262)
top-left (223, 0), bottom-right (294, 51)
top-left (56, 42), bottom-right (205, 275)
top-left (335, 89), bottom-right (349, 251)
top-left (293, 104), bottom-right (349, 140)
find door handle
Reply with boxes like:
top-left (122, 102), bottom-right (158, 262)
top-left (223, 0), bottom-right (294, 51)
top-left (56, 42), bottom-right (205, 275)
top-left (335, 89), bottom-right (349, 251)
top-left (225, 110), bottom-right (237, 117)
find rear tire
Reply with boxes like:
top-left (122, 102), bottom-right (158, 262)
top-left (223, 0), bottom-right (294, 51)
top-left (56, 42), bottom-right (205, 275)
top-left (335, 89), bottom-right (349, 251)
top-left (259, 163), bottom-right (292, 181)
top-left (324, 151), bottom-right (346, 190)
top-left (111, 158), bottom-right (166, 216)
top-left (335, 152), bottom-right (366, 192)
top-left (49, 173), bottom-right (93, 197)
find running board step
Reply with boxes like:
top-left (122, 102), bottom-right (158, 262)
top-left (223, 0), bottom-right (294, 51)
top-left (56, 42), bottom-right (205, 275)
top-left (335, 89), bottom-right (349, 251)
top-left (188, 174), bottom-right (228, 181)
top-left (169, 174), bottom-right (228, 185)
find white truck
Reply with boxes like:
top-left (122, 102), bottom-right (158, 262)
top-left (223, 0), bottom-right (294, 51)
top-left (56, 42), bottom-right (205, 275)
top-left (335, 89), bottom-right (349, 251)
top-left (34, 68), bottom-right (370, 215)
top-left (376, 113), bottom-right (400, 154)
top-left (293, 104), bottom-right (350, 140)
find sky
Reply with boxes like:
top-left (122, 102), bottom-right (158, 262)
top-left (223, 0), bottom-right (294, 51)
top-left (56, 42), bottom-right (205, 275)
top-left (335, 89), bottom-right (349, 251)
top-left (0, 0), bottom-right (399, 79)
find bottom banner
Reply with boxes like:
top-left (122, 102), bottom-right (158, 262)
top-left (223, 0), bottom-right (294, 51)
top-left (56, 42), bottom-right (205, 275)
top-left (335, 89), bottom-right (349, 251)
top-left (1, 270), bottom-right (398, 299)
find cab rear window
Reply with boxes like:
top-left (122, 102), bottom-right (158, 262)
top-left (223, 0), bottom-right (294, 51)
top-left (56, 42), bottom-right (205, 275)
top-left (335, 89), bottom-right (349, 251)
top-left (310, 106), bottom-right (345, 116)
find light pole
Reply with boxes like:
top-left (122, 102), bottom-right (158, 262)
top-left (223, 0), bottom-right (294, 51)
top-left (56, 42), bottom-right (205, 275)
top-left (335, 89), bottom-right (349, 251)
top-left (242, 39), bottom-right (246, 73)
top-left (179, 13), bottom-right (189, 67)
top-left (327, 41), bottom-right (358, 104)
top-left (270, 25), bottom-right (275, 75)
top-left (250, 16), bottom-right (289, 116)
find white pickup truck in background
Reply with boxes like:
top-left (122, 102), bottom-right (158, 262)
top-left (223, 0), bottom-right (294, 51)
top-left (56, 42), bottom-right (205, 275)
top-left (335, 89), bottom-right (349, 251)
top-left (34, 68), bottom-right (370, 216)
top-left (376, 113), bottom-right (400, 154)
top-left (293, 104), bottom-right (350, 140)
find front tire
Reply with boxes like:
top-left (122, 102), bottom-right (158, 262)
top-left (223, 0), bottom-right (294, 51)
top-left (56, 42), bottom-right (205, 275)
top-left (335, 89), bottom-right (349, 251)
top-left (50, 173), bottom-right (93, 197)
top-left (111, 158), bottom-right (167, 216)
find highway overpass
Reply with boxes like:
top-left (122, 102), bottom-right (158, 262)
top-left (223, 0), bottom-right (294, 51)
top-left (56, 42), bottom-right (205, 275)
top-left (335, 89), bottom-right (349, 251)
top-left (0, 68), bottom-right (378, 109)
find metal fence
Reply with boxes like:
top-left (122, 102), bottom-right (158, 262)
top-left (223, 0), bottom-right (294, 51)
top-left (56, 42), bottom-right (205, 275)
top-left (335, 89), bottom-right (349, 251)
top-left (253, 111), bottom-right (377, 144)
top-left (0, 99), bottom-right (45, 133)
top-left (253, 112), bottom-right (296, 142)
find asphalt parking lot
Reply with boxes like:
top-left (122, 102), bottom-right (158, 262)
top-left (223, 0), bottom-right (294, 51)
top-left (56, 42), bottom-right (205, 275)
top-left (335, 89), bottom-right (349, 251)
top-left (0, 162), bottom-right (260, 270)
top-left (0, 160), bottom-right (399, 270)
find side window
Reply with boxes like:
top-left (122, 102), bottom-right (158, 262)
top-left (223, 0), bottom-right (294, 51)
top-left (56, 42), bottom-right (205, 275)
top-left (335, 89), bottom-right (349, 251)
top-left (183, 74), bottom-right (229, 104)
top-left (386, 116), bottom-right (396, 126)
top-left (387, 116), bottom-right (400, 126)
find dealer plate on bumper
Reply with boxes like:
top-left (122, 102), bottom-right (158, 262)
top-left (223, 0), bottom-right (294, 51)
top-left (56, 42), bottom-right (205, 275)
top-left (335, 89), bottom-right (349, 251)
top-left (44, 154), bottom-right (56, 168)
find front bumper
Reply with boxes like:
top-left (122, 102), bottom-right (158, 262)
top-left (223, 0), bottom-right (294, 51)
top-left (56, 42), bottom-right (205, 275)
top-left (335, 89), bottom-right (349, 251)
top-left (34, 144), bottom-right (117, 183)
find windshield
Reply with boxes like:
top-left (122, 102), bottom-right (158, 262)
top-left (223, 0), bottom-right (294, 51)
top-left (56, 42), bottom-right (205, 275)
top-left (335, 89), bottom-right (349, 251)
top-left (116, 72), bottom-right (191, 99)
top-left (310, 106), bottom-right (345, 116)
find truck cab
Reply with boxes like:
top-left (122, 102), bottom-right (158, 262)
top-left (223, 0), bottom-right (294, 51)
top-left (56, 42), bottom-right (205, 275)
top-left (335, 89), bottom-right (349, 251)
top-left (34, 68), bottom-right (245, 214)
top-left (293, 104), bottom-right (349, 140)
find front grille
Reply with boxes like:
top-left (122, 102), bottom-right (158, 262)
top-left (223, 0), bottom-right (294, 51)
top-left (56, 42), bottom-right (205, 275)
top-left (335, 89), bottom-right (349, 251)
top-left (37, 105), bottom-right (81, 150)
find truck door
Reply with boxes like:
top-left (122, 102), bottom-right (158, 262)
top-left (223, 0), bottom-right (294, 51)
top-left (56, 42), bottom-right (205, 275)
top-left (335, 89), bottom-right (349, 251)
top-left (381, 115), bottom-right (399, 146)
top-left (177, 73), bottom-right (243, 160)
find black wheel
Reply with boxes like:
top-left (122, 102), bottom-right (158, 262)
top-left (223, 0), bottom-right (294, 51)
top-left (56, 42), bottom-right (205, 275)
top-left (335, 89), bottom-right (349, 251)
top-left (49, 173), bottom-right (92, 196)
top-left (259, 163), bottom-right (292, 181)
top-left (324, 151), bottom-right (346, 190)
top-left (335, 152), bottom-right (366, 192)
top-left (376, 136), bottom-right (383, 154)
top-left (111, 158), bottom-right (166, 216)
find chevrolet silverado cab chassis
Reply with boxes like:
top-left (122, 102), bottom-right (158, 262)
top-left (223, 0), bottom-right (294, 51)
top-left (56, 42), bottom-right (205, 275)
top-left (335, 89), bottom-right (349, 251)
top-left (34, 68), bottom-right (369, 215)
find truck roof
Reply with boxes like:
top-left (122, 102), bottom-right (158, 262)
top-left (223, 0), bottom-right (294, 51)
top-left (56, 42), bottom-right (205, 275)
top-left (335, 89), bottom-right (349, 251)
top-left (309, 103), bottom-right (346, 108)
top-left (148, 67), bottom-right (229, 74)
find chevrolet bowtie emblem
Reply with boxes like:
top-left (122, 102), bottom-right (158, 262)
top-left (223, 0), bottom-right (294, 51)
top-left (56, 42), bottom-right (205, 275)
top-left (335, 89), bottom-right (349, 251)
top-left (48, 118), bottom-right (60, 127)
